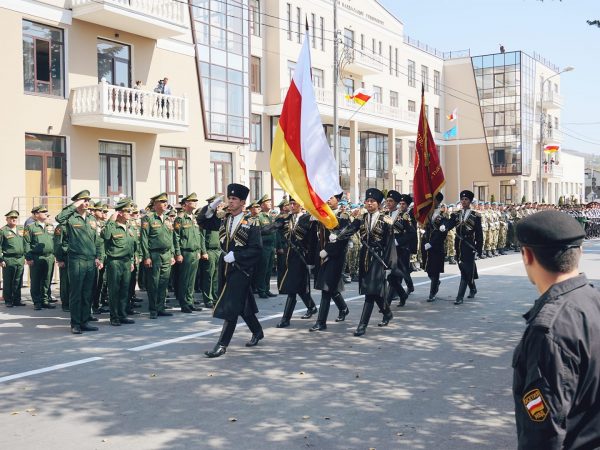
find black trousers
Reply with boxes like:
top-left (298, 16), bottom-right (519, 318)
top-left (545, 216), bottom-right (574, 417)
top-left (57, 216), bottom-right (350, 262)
top-left (218, 312), bottom-right (263, 347)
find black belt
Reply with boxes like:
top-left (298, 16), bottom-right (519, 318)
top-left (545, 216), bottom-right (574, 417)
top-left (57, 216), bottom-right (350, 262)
top-left (3, 253), bottom-right (23, 258)
top-left (150, 249), bottom-right (171, 253)
top-left (181, 249), bottom-right (199, 252)
top-left (107, 255), bottom-right (131, 261)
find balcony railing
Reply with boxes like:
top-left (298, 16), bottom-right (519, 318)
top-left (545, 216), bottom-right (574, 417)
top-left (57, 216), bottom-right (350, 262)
top-left (543, 163), bottom-right (563, 178)
top-left (541, 91), bottom-right (563, 110)
top-left (70, 0), bottom-right (187, 39)
top-left (71, 80), bottom-right (189, 133)
top-left (280, 87), bottom-right (417, 125)
top-left (341, 44), bottom-right (384, 74)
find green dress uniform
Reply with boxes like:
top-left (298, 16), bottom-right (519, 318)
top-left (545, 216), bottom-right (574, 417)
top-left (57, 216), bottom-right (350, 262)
top-left (174, 205), bottom-right (205, 310)
top-left (24, 216), bottom-right (56, 309)
top-left (102, 217), bottom-right (137, 324)
top-left (255, 210), bottom-right (276, 297)
top-left (197, 203), bottom-right (222, 307)
top-left (140, 199), bottom-right (178, 318)
top-left (53, 223), bottom-right (70, 311)
top-left (56, 193), bottom-right (104, 331)
top-left (127, 216), bottom-right (142, 310)
top-left (0, 217), bottom-right (26, 307)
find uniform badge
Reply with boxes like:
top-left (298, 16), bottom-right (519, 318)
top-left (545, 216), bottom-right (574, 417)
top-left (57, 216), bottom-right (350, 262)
top-left (522, 389), bottom-right (549, 422)
top-left (54, 227), bottom-right (61, 236)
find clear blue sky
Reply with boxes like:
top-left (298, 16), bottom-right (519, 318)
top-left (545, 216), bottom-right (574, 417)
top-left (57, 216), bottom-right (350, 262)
top-left (378, 0), bottom-right (600, 155)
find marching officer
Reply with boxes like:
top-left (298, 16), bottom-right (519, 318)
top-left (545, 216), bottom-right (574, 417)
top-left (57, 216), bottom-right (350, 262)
top-left (24, 206), bottom-right (56, 310)
top-left (56, 190), bottom-right (104, 334)
top-left (448, 190), bottom-right (484, 305)
top-left (255, 195), bottom-right (277, 298)
top-left (174, 192), bottom-right (204, 313)
top-left (309, 193), bottom-right (351, 331)
top-left (198, 183), bottom-right (264, 358)
top-left (102, 199), bottom-right (137, 326)
top-left (1, 210), bottom-right (26, 308)
top-left (420, 193), bottom-right (449, 302)
top-left (275, 197), bottom-right (318, 328)
top-left (140, 192), bottom-right (177, 319)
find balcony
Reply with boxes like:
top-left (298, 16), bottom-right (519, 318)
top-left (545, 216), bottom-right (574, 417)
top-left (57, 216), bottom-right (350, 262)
top-left (545, 128), bottom-right (563, 143)
top-left (70, 0), bottom-right (187, 40)
top-left (543, 163), bottom-right (563, 178)
top-left (341, 44), bottom-right (384, 75)
top-left (541, 91), bottom-right (563, 110)
top-left (71, 81), bottom-right (189, 133)
top-left (279, 87), bottom-right (417, 128)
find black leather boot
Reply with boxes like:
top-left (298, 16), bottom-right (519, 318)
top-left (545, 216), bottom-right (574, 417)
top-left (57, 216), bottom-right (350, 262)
top-left (454, 279), bottom-right (468, 305)
top-left (375, 297), bottom-right (393, 327)
top-left (332, 292), bottom-right (349, 322)
top-left (310, 293), bottom-right (330, 331)
top-left (427, 276), bottom-right (440, 302)
top-left (468, 282), bottom-right (477, 298)
top-left (299, 293), bottom-right (318, 319)
top-left (276, 295), bottom-right (297, 328)
top-left (354, 301), bottom-right (374, 336)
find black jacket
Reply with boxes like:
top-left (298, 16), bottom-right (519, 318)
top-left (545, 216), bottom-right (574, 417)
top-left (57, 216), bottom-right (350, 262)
top-left (512, 274), bottom-right (600, 450)
top-left (313, 212), bottom-right (350, 293)
top-left (277, 213), bottom-right (314, 295)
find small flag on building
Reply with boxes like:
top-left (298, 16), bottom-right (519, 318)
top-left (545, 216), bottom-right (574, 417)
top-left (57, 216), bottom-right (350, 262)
top-left (443, 126), bottom-right (457, 140)
top-left (446, 108), bottom-right (458, 121)
top-left (345, 88), bottom-right (372, 106)
top-left (544, 144), bottom-right (560, 153)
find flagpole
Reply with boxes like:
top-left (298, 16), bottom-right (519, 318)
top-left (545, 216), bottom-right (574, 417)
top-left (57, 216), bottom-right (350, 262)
top-left (456, 116), bottom-right (461, 200)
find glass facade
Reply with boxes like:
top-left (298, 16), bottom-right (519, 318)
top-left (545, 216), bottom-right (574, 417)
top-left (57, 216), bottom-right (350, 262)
top-left (472, 51), bottom-right (535, 176)
top-left (324, 125), bottom-right (350, 192)
top-left (192, 0), bottom-right (250, 143)
top-left (359, 131), bottom-right (388, 191)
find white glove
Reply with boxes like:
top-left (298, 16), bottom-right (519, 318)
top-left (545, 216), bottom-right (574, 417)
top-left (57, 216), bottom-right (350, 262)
top-left (439, 225), bottom-right (446, 232)
top-left (307, 265), bottom-right (315, 270)
top-left (209, 196), bottom-right (223, 210)
top-left (348, 241), bottom-right (354, 249)
top-left (319, 250), bottom-right (328, 259)
top-left (223, 251), bottom-right (235, 263)
top-left (309, 215), bottom-right (318, 221)
top-left (329, 233), bottom-right (338, 243)
top-left (424, 243), bottom-right (432, 251)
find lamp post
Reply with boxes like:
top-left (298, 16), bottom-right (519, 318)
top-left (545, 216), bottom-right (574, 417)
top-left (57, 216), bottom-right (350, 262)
top-left (537, 66), bottom-right (574, 203)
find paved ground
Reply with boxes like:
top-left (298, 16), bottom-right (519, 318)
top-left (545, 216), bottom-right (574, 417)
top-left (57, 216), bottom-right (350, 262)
top-left (1, 241), bottom-right (599, 450)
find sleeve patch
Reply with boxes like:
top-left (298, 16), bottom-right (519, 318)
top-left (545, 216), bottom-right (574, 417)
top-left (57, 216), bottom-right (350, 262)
top-left (522, 389), bottom-right (549, 422)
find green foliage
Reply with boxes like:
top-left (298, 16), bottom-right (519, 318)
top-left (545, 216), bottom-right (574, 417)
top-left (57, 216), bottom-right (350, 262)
top-left (558, 196), bottom-right (564, 206)
top-left (490, 194), bottom-right (496, 203)
top-left (521, 195), bottom-right (526, 203)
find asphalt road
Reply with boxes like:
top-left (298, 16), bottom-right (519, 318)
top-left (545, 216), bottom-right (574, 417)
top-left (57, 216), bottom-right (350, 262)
top-left (1, 241), bottom-right (599, 450)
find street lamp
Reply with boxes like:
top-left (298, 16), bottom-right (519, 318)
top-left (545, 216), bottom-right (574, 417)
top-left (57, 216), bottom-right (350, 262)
top-left (537, 66), bottom-right (574, 203)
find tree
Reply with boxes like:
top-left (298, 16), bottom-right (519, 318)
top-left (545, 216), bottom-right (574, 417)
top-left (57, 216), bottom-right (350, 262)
top-left (490, 194), bottom-right (496, 203)
top-left (521, 195), bottom-right (526, 204)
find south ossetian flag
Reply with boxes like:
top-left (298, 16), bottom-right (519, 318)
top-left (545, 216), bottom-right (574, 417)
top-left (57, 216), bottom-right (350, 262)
top-left (270, 27), bottom-right (342, 229)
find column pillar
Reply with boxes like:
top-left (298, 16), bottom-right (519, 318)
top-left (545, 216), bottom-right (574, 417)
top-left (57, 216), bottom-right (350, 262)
top-left (387, 127), bottom-right (396, 191)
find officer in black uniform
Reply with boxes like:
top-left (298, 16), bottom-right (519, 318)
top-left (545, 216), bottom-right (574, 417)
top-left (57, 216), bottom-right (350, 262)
top-left (447, 190), bottom-right (483, 305)
top-left (421, 192), bottom-right (450, 302)
top-left (275, 197), bottom-right (318, 328)
top-left (198, 183), bottom-right (264, 358)
top-left (512, 210), bottom-right (600, 449)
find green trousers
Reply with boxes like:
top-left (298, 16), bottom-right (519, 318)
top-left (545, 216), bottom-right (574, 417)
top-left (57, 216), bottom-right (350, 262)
top-left (177, 251), bottom-right (199, 308)
top-left (256, 245), bottom-right (275, 294)
top-left (106, 257), bottom-right (131, 321)
top-left (147, 250), bottom-right (172, 314)
top-left (68, 256), bottom-right (96, 327)
top-left (59, 262), bottom-right (69, 311)
top-left (200, 248), bottom-right (220, 305)
top-left (2, 256), bottom-right (24, 304)
top-left (30, 254), bottom-right (54, 307)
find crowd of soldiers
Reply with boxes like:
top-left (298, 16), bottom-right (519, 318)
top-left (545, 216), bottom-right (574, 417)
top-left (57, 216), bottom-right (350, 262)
top-left (1, 186), bottom-right (598, 344)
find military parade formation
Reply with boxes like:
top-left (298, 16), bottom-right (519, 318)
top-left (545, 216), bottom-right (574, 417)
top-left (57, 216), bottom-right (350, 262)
top-left (1, 186), bottom-right (599, 352)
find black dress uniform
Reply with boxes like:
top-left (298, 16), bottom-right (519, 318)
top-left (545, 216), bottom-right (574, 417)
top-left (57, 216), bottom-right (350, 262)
top-left (198, 183), bottom-right (264, 358)
top-left (276, 209), bottom-right (318, 328)
top-left (448, 190), bottom-right (483, 305)
top-left (309, 201), bottom-right (351, 331)
top-left (385, 191), bottom-right (412, 307)
top-left (512, 210), bottom-right (600, 449)
top-left (421, 195), bottom-right (450, 302)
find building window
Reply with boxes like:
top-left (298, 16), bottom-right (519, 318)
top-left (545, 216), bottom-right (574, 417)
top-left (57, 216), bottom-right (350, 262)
top-left (250, 56), bottom-right (261, 93)
top-left (99, 141), bottom-right (132, 198)
top-left (408, 140), bottom-right (416, 166)
top-left (324, 126), bottom-right (351, 191)
top-left (311, 13), bottom-right (316, 48)
top-left (421, 65), bottom-right (429, 91)
top-left (394, 48), bottom-right (399, 76)
top-left (312, 68), bottom-right (324, 89)
top-left (250, 113), bottom-right (262, 151)
top-left (22, 20), bottom-right (64, 96)
top-left (372, 38), bottom-right (376, 54)
top-left (378, 41), bottom-right (382, 55)
top-left (25, 133), bottom-right (66, 215)
top-left (319, 17), bottom-right (324, 51)
top-left (389, 45), bottom-right (393, 75)
top-left (390, 91), bottom-right (398, 108)
top-left (360, 34), bottom-right (364, 50)
top-left (408, 100), bottom-right (416, 112)
top-left (359, 131), bottom-right (388, 191)
top-left (343, 28), bottom-right (354, 48)
top-left (286, 3), bottom-right (292, 40)
top-left (408, 60), bottom-right (416, 87)
top-left (250, 0), bottom-right (260, 37)
top-left (210, 151), bottom-right (233, 196)
top-left (373, 86), bottom-right (382, 104)
top-left (342, 77), bottom-right (354, 96)
top-left (160, 146), bottom-right (187, 205)
top-left (287, 60), bottom-right (296, 82)
top-left (249, 170), bottom-right (262, 201)
top-left (296, 7), bottom-right (301, 43)
top-left (395, 138), bottom-right (402, 165)
top-left (97, 39), bottom-right (131, 87)
top-left (434, 70), bottom-right (441, 94)
top-left (434, 107), bottom-right (440, 132)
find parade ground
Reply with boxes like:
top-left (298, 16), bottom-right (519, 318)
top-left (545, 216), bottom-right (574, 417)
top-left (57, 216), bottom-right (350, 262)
top-left (1, 241), bottom-right (599, 450)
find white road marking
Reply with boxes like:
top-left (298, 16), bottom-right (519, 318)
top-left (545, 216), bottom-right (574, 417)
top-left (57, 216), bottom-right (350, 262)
top-left (0, 357), bottom-right (103, 384)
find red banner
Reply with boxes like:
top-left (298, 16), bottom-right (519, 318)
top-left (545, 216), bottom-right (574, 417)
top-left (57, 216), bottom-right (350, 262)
top-left (413, 86), bottom-right (445, 225)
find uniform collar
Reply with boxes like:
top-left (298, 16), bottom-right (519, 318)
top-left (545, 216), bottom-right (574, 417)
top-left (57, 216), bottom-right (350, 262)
top-left (523, 273), bottom-right (589, 324)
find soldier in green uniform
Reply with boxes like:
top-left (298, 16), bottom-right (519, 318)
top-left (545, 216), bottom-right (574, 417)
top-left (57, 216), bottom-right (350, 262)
top-left (141, 192), bottom-right (177, 319)
top-left (56, 190), bottom-right (104, 334)
top-left (102, 199), bottom-right (137, 326)
top-left (274, 197), bottom-right (290, 286)
top-left (1, 210), bottom-right (26, 307)
top-left (174, 193), bottom-right (204, 313)
top-left (255, 195), bottom-right (277, 298)
top-left (92, 202), bottom-right (110, 314)
top-left (127, 204), bottom-right (142, 314)
top-left (53, 222), bottom-right (70, 311)
top-left (24, 206), bottom-right (56, 310)
top-left (196, 195), bottom-right (222, 308)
